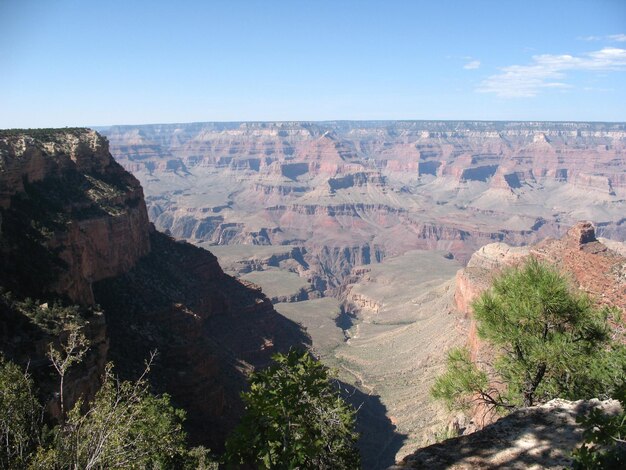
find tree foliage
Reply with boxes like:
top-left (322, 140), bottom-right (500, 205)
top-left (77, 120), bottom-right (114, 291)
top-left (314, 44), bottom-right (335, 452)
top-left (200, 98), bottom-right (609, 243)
top-left (433, 258), bottom-right (625, 411)
top-left (33, 359), bottom-right (189, 469)
top-left (431, 347), bottom-right (498, 411)
top-left (225, 349), bottom-right (360, 469)
top-left (48, 324), bottom-right (89, 419)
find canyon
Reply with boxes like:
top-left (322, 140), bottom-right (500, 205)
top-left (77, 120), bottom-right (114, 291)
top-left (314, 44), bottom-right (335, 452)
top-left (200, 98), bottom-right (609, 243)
top-left (97, 120), bottom-right (626, 465)
top-left (99, 120), bottom-right (626, 297)
top-left (2, 124), bottom-right (625, 468)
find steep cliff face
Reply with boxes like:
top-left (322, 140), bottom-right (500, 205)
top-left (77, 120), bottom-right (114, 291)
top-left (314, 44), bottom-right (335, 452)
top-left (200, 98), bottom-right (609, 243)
top-left (0, 128), bottom-right (151, 417)
top-left (0, 129), bottom-right (308, 451)
top-left (0, 129), bottom-right (151, 305)
top-left (454, 222), bottom-right (626, 318)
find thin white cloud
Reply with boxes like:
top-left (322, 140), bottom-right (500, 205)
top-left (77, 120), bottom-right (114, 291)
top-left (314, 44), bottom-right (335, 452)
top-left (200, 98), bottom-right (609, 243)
top-left (579, 33), bottom-right (626, 42)
top-left (463, 60), bottom-right (481, 70)
top-left (477, 47), bottom-right (626, 98)
top-left (579, 35), bottom-right (603, 41)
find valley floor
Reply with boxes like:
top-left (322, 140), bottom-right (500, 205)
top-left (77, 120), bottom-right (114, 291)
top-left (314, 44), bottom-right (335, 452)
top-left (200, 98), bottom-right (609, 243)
top-left (212, 246), bottom-right (467, 468)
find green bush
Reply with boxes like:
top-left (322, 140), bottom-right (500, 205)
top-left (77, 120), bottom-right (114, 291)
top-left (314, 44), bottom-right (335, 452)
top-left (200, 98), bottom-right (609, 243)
top-left (226, 349), bottom-right (360, 469)
top-left (572, 385), bottom-right (626, 469)
top-left (33, 362), bottom-right (189, 469)
top-left (0, 354), bottom-right (216, 469)
top-left (0, 356), bottom-right (43, 469)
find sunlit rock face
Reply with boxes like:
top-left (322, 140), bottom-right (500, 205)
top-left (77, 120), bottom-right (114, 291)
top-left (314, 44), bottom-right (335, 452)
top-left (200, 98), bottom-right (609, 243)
top-left (390, 398), bottom-right (622, 470)
top-left (0, 129), bottom-right (151, 305)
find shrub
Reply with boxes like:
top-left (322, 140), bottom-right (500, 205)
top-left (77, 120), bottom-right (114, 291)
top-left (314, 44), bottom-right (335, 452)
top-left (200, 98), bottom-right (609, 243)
top-left (572, 385), bottom-right (626, 469)
top-left (0, 356), bottom-right (42, 469)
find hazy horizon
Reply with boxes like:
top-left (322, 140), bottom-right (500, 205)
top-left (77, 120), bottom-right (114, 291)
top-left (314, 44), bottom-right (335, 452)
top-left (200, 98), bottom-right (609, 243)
top-left (4, 117), bottom-right (626, 132)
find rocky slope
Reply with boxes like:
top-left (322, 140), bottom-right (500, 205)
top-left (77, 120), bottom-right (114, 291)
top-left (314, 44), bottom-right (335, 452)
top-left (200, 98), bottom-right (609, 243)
top-left (455, 221), bottom-right (626, 318)
top-left (93, 230), bottom-right (309, 447)
top-left (0, 129), bottom-right (308, 450)
top-left (98, 120), bottom-right (626, 297)
top-left (0, 128), bottom-right (149, 417)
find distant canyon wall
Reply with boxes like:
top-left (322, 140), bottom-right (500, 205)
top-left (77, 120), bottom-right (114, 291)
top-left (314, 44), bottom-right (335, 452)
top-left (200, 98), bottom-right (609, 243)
top-left (98, 121), bottom-right (626, 295)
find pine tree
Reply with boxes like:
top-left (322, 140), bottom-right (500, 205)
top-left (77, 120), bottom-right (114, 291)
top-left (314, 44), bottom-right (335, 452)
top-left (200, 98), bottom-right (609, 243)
top-left (433, 258), bottom-right (625, 411)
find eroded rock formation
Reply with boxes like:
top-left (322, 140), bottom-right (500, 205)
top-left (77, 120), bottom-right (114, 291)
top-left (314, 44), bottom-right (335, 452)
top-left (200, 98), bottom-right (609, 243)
top-left (0, 129), bottom-right (150, 305)
top-left (98, 121), bottom-right (626, 297)
top-left (454, 221), bottom-right (626, 317)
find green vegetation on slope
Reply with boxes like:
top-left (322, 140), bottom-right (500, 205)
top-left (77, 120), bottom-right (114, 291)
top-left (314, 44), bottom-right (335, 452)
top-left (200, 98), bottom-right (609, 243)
top-left (574, 385), bottom-right (626, 469)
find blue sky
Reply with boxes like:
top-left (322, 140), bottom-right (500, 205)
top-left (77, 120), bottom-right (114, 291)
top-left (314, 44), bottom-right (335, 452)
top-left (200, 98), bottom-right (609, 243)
top-left (1, 0), bottom-right (625, 127)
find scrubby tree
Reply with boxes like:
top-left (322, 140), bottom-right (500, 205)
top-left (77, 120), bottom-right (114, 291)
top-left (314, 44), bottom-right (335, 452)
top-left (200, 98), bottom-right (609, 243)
top-left (0, 352), bottom-right (216, 469)
top-left (48, 323), bottom-right (89, 420)
top-left (33, 355), bottom-right (189, 469)
top-left (433, 258), bottom-right (625, 411)
top-left (226, 349), bottom-right (360, 469)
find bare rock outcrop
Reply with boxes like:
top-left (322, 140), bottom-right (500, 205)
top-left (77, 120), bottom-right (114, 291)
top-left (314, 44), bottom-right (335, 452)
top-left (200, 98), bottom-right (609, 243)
top-left (454, 222), bottom-right (626, 317)
top-left (454, 243), bottom-right (530, 315)
top-left (390, 398), bottom-right (621, 469)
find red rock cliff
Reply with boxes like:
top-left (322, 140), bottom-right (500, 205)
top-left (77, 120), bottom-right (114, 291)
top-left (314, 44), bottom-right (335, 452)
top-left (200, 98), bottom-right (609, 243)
top-left (451, 222), bottom-right (626, 428)
top-left (455, 222), bottom-right (626, 319)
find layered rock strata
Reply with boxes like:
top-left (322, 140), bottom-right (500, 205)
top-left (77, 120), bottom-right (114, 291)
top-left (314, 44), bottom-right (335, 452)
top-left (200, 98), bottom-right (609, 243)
top-left (98, 121), bottom-right (626, 297)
